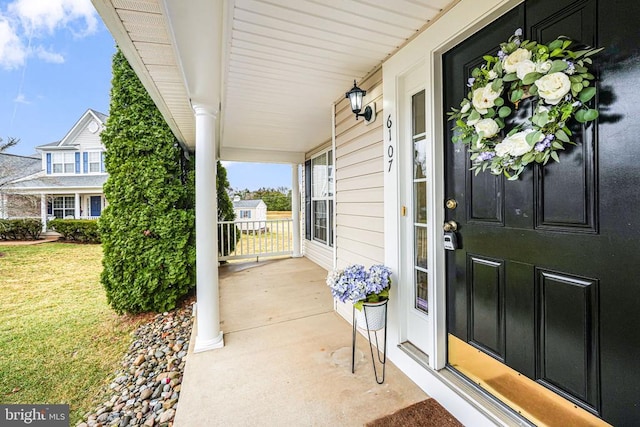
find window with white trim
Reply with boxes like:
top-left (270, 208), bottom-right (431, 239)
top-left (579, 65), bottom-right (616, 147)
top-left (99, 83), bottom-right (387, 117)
top-left (52, 153), bottom-right (74, 174)
top-left (88, 151), bottom-right (101, 173)
top-left (239, 210), bottom-right (251, 219)
top-left (310, 150), bottom-right (334, 246)
top-left (49, 196), bottom-right (75, 219)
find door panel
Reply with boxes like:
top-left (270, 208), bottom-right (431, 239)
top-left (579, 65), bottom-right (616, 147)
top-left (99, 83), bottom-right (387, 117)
top-left (443, 0), bottom-right (640, 425)
top-left (537, 270), bottom-right (599, 407)
top-left (468, 255), bottom-right (504, 360)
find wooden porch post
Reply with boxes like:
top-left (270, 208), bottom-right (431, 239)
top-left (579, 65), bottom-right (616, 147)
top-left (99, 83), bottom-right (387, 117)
top-left (291, 164), bottom-right (302, 257)
top-left (193, 103), bottom-right (224, 352)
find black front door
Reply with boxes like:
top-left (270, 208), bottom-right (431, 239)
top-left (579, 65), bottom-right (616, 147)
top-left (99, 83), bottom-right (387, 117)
top-left (443, 1), bottom-right (640, 425)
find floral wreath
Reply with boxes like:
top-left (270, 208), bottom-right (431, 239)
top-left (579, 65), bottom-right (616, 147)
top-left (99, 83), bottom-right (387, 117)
top-left (448, 28), bottom-right (603, 180)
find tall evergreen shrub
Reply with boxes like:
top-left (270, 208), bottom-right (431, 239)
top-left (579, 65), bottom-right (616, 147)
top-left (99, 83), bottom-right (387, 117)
top-left (217, 161), bottom-right (238, 256)
top-left (99, 48), bottom-right (195, 313)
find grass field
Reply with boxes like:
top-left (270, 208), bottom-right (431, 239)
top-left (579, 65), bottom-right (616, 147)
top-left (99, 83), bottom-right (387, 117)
top-left (0, 243), bottom-right (147, 424)
top-left (223, 211), bottom-right (294, 258)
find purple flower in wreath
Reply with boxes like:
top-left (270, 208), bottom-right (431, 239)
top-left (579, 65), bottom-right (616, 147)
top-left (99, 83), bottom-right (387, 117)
top-left (478, 151), bottom-right (496, 161)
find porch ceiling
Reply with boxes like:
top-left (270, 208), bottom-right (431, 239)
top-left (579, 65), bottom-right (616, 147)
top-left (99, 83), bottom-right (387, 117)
top-left (92, 0), bottom-right (457, 162)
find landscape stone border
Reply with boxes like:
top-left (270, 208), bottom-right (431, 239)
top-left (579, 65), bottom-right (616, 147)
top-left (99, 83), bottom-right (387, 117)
top-left (78, 304), bottom-right (193, 427)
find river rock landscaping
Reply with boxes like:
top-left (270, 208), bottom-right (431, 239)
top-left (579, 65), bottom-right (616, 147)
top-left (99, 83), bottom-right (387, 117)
top-left (77, 303), bottom-right (194, 427)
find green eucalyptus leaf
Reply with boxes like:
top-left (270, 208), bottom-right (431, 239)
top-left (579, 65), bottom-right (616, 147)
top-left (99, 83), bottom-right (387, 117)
top-left (579, 87), bottom-right (597, 103)
top-left (510, 89), bottom-right (524, 103)
top-left (526, 130), bottom-right (542, 145)
top-left (548, 39), bottom-right (563, 51)
top-left (575, 109), bottom-right (587, 123)
top-left (503, 72), bottom-right (518, 82)
top-left (522, 72), bottom-right (543, 85)
top-left (550, 48), bottom-right (564, 57)
top-left (494, 97), bottom-right (505, 107)
top-left (549, 60), bottom-right (569, 73)
top-left (491, 78), bottom-right (502, 92)
top-left (571, 82), bottom-right (583, 94)
top-left (468, 109), bottom-right (480, 122)
top-left (584, 109), bottom-right (599, 121)
top-left (528, 85), bottom-right (539, 96)
top-left (522, 153), bottom-right (535, 164)
top-left (550, 151), bottom-right (560, 163)
top-left (552, 141), bottom-right (565, 149)
top-left (555, 129), bottom-right (570, 143)
top-left (498, 106), bottom-right (512, 118)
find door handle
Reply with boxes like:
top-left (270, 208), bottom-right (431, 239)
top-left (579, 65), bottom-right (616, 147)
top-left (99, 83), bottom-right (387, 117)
top-left (443, 221), bottom-right (458, 232)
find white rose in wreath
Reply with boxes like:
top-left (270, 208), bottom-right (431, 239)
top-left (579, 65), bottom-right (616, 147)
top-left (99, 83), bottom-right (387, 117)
top-left (472, 84), bottom-right (501, 114)
top-left (474, 118), bottom-right (500, 139)
top-left (503, 48), bottom-right (532, 73)
top-left (515, 59), bottom-right (536, 80)
top-left (494, 129), bottom-right (540, 157)
top-left (535, 72), bottom-right (571, 105)
top-left (535, 60), bottom-right (553, 73)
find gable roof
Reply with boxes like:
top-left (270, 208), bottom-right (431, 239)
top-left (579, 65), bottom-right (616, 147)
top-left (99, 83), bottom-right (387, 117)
top-left (0, 153), bottom-right (41, 185)
top-left (36, 109), bottom-right (108, 150)
top-left (233, 199), bottom-right (265, 209)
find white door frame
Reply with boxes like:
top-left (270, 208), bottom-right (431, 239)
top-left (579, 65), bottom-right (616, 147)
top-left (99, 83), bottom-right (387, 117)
top-left (384, 0), bottom-right (523, 371)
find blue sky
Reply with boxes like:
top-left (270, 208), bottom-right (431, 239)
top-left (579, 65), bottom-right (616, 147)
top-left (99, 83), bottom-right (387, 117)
top-left (0, 0), bottom-right (290, 191)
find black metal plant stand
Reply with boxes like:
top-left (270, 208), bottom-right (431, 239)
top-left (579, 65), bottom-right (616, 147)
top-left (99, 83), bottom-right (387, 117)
top-left (351, 299), bottom-right (388, 384)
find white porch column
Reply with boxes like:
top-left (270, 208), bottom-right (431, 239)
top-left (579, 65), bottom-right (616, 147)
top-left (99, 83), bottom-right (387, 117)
top-left (40, 194), bottom-right (47, 232)
top-left (193, 103), bottom-right (224, 352)
top-left (74, 193), bottom-right (80, 219)
top-left (291, 164), bottom-right (302, 257)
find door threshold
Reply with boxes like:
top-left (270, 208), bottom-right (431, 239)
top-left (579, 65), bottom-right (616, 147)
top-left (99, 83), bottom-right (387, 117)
top-left (397, 344), bottom-right (533, 427)
top-left (398, 341), bottom-right (430, 368)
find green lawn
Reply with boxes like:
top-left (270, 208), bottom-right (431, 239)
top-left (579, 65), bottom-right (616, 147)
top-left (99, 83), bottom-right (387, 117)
top-left (0, 243), bottom-right (146, 424)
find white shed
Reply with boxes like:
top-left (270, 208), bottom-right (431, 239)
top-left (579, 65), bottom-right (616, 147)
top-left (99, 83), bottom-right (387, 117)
top-left (232, 197), bottom-right (267, 231)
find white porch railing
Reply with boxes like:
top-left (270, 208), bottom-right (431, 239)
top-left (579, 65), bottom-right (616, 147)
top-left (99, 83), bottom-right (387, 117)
top-left (218, 218), bottom-right (293, 261)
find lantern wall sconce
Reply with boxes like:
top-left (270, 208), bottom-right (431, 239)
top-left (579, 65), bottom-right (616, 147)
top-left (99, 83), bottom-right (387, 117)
top-left (345, 80), bottom-right (376, 122)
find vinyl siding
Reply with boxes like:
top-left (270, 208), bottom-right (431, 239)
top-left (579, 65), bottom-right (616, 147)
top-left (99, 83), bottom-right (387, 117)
top-left (70, 125), bottom-right (103, 150)
top-left (335, 68), bottom-right (384, 270)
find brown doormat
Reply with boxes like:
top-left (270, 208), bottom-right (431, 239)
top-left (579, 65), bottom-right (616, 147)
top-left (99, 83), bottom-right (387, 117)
top-left (365, 398), bottom-right (463, 427)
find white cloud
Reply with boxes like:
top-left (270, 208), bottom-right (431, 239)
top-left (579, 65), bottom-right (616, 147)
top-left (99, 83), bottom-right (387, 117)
top-left (0, 0), bottom-right (97, 70)
top-left (34, 45), bottom-right (64, 63)
top-left (9, 0), bottom-right (97, 36)
top-left (0, 17), bottom-right (25, 69)
top-left (14, 92), bottom-right (29, 104)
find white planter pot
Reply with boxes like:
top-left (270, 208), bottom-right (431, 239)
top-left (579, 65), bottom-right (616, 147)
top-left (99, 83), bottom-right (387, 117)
top-left (355, 300), bottom-right (388, 331)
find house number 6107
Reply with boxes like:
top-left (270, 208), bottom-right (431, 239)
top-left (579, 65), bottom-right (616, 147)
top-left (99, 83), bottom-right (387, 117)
top-left (387, 115), bottom-right (393, 172)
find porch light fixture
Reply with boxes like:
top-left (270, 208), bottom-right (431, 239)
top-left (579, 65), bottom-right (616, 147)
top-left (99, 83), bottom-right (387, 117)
top-left (345, 80), bottom-right (374, 122)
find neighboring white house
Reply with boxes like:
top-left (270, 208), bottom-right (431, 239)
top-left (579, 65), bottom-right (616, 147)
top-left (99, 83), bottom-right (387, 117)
top-left (232, 196), bottom-right (267, 231)
top-left (92, 1), bottom-right (640, 426)
top-left (1, 109), bottom-right (108, 229)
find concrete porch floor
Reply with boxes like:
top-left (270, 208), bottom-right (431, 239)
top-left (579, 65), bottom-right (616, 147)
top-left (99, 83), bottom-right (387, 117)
top-left (173, 257), bottom-right (429, 426)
